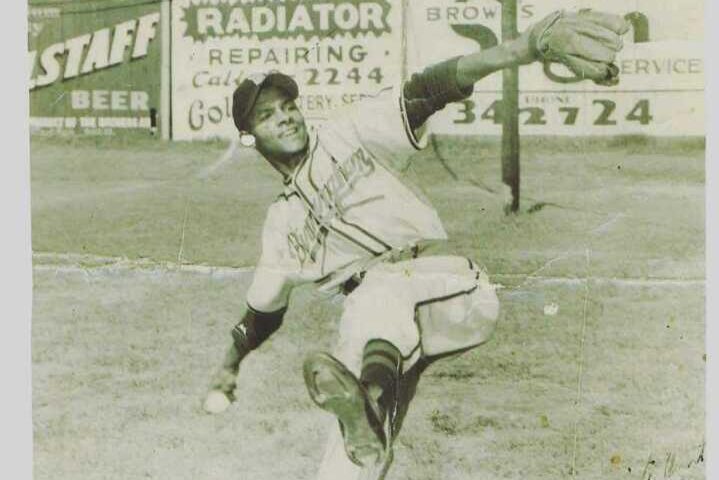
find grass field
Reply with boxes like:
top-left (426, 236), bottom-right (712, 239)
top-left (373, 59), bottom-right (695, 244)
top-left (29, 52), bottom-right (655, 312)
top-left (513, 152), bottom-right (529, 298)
top-left (31, 134), bottom-right (705, 480)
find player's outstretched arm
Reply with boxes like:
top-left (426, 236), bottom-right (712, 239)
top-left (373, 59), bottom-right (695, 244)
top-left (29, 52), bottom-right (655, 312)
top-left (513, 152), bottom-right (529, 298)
top-left (402, 10), bottom-right (629, 132)
top-left (203, 218), bottom-right (296, 415)
top-left (454, 31), bottom-right (535, 88)
top-left (456, 9), bottom-right (630, 89)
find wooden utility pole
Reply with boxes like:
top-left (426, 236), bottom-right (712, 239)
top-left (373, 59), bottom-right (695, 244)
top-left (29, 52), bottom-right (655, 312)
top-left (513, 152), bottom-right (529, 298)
top-left (501, 0), bottom-right (520, 213)
top-left (160, 0), bottom-right (172, 140)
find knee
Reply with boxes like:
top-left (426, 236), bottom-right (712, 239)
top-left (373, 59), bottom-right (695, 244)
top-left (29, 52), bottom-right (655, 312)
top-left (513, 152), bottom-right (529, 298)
top-left (344, 284), bottom-right (415, 328)
top-left (337, 284), bottom-right (418, 360)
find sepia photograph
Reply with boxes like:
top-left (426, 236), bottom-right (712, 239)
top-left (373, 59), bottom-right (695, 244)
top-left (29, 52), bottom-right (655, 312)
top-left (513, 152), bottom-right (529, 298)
top-left (21, 0), bottom-right (708, 479)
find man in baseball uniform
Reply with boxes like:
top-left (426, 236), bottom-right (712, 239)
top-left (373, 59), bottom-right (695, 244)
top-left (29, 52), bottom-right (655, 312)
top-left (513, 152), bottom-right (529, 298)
top-left (202, 10), bottom-right (629, 479)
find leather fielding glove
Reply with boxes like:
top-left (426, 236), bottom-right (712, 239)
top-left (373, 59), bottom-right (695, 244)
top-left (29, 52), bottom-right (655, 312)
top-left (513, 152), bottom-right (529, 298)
top-left (528, 9), bottom-right (631, 86)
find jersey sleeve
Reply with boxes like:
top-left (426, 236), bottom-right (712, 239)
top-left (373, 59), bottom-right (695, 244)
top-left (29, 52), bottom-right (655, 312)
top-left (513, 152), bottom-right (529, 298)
top-left (323, 85), bottom-right (427, 171)
top-left (403, 56), bottom-right (473, 130)
top-left (245, 202), bottom-right (297, 312)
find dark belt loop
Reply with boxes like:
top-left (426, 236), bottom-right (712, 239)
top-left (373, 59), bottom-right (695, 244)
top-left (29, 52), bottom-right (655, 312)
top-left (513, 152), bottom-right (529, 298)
top-left (341, 272), bottom-right (365, 296)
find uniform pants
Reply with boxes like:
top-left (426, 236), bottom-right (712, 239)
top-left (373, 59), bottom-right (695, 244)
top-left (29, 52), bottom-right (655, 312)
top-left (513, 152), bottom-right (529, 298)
top-left (315, 255), bottom-right (500, 480)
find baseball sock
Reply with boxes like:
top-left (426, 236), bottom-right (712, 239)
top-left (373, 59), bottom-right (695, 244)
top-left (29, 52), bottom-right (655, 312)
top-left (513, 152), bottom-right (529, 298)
top-left (360, 339), bottom-right (402, 422)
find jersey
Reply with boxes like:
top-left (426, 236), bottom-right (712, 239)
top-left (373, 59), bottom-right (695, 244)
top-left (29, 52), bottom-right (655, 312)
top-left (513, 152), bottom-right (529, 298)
top-left (246, 86), bottom-right (448, 312)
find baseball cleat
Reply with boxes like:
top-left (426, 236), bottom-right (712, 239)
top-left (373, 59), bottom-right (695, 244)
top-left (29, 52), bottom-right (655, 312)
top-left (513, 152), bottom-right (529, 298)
top-left (303, 352), bottom-right (391, 469)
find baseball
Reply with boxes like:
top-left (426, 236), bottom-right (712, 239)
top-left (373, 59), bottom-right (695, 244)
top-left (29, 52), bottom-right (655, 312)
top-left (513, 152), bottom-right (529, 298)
top-left (203, 390), bottom-right (231, 414)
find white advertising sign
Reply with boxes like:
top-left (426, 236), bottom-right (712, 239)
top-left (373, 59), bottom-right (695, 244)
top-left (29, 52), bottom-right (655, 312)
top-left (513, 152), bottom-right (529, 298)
top-left (405, 0), bottom-right (704, 136)
top-left (171, 0), bottom-right (403, 140)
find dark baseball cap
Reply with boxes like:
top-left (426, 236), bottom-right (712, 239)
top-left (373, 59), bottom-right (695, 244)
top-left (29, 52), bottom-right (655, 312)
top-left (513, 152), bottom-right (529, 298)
top-left (232, 71), bottom-right (299, 133)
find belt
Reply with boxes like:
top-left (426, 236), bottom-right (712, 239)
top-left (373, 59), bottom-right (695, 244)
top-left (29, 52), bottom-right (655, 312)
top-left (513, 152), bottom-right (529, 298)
top-left (339, 244), bottom-right (424, 296)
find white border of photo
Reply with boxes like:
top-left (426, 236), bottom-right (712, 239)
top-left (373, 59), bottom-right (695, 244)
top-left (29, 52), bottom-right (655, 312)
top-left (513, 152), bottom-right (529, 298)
top-left (0, 0), bottom-right (32, 479)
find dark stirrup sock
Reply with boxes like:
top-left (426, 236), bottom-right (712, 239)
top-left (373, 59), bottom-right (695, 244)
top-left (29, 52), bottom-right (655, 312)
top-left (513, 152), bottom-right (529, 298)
top-left (360, 339), bottom-right (402, 420)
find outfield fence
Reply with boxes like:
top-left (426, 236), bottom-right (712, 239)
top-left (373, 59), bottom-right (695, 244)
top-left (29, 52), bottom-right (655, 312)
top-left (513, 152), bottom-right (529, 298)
top-left (28, 0), bottom-right (704, 212)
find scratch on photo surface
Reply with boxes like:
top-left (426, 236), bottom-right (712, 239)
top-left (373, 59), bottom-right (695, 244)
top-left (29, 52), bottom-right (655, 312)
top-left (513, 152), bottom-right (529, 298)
top-left (197, 139), bottom-right (238, 179)
top-left (591, 213), bottom-right (625, 235)
top-left (177, 196), bottom-right (191, 264)
top-left (50, 92), bottom-right (66, 107)
top-left (187, 309), bottom-right (194, 340)
top-left (570, 248), bottom-right (591, 477)
top-left (504, 252), bottom-right (582, 292)
top-left (56, 221), bottom-right (74, 246)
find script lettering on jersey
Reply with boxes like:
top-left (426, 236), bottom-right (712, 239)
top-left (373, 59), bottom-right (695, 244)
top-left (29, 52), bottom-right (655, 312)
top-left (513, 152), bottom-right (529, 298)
top-left (287, 216), bottom-right (328, 266)
top-left (287, 147), bottom-right (376, 265)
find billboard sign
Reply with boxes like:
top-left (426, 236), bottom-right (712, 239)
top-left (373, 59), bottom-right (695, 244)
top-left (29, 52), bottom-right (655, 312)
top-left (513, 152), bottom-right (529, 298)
top-left (171, 0), bottom-right (403, 140)
top-left (405, 0), bottom-right (704, 136)
top-left (28, 1), bottom-right (163, 135)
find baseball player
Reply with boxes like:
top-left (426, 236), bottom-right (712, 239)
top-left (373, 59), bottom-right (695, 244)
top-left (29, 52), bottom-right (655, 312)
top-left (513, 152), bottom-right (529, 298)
top-left (202, 10), bottom-right (629, 479)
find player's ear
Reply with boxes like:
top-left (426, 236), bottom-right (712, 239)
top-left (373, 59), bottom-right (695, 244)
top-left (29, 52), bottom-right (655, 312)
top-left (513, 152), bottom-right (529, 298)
top-left (239, 131), bottom-right (256, 148)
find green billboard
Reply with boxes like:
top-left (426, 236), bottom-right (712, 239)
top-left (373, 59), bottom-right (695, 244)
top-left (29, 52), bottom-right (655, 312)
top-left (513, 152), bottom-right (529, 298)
top-left (28, 0), bottom-right (163, 135)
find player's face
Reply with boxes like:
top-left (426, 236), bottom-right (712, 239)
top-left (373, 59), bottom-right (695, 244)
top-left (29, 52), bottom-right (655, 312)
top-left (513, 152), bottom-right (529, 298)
top-left (248, 86), bottom-right (308, 160)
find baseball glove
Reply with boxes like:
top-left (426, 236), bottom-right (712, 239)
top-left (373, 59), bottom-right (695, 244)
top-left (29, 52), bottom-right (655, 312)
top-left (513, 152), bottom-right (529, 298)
top-left (529, 9), bottom-right (630, 86)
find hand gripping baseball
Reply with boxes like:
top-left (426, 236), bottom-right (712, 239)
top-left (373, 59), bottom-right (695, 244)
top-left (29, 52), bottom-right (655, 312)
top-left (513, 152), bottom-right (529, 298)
top-left (528, 9), bottom-right (630, 86)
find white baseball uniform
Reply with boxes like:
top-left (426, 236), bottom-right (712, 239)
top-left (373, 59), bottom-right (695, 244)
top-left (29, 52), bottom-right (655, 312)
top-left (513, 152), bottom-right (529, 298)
top-left (245, 85), bottom-right (499, 479)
